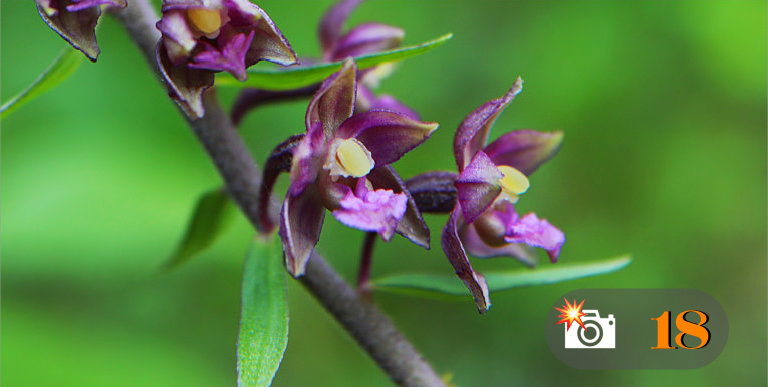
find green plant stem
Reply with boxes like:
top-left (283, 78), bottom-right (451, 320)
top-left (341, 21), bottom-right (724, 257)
top-left (109, 2), bottom-right (446, 386)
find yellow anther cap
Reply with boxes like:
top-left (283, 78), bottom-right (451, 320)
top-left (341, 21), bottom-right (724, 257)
top-left (334, 138), bottom-right (374, 178)
top-left (497, 165), bottom-right (529, 202)
top-left (187, 8), bottom-right (222, 35)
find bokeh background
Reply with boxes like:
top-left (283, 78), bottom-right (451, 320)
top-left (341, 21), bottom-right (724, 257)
top-left (2, 1), bottom-right (766, 386)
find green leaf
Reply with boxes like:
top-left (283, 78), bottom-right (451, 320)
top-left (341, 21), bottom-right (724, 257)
top-left (163, 187), bottom-right (236, 270)
top-left (216, 33), bottom-right (453, 91)
top-left (369, 255), bottom-right (632, 298)
top-left (237, 234), bottom-right (288, 387)
top-left (1, 47), bottom-right (84, 119)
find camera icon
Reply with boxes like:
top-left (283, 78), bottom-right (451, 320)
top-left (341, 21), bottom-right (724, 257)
top-left (564, 310), bottom-right (616, 349)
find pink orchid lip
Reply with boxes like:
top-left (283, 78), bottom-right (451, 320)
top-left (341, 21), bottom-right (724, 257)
top-left (476, 201), bottom-right (565, 263)
top-left (503, 212), bottom-right (565, 263)
top-left (332, 179), bottom-right (408, 241)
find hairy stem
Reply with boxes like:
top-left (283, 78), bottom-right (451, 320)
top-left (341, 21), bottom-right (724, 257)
top-left (110, 2), bottom-right (446, 386)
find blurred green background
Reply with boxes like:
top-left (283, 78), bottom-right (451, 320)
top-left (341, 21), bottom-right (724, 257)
top-left (2, 1), bottom-right (766, 386)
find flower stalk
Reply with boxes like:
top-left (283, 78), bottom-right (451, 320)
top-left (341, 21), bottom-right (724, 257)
top-left (109, 2), bottom-right (446, 386)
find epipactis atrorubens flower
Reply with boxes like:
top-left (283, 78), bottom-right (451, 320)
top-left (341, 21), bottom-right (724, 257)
top-left (156, 0), bottom-right (297, 118)
top-left (443, 77), bottom-right (565, 313)
top-left (317, 0), bottom-right (418, 119)
top-left (280, 58), bottom-right (437, 276)
top-left (36, 0), bottom-right (127, 61)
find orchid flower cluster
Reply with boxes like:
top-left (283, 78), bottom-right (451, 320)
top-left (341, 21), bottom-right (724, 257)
top-left (36, 0), bottom-right (565, 313)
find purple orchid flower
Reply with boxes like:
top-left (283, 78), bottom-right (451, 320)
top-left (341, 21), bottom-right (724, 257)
top-left (280, 58), bottom-right (438, 277)
top-left (35, 0), bottom-right (127, 61)
top-left (443, 77), bottom-right (565, 313)
top-left (156, 0), bottom-right (297, 118)
top-left (317, 0), bottom-right (418, 119)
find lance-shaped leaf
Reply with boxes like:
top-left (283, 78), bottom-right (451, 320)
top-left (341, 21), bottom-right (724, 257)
top-left (216, 33), bottom-right (453, 90)
top-left (369, 255), bottom-right (631, 299)
top-left (1, 47), bottom-right (83, 119)
top-left (237, 234), bottom-right (289, 387)
top-left (163, 187), bottom-right (236, 270)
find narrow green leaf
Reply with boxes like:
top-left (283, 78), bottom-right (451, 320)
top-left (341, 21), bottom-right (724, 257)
top-left (1, 47), bottom-right (84, 119)
top-left (370, 255), bottom-right (632, 298)
top-left (237, 234), bottom-right (288, 387)
top-left (216, 33), bottom-right (453, 91)
top-left (164, 187), bottom-right (236, 270)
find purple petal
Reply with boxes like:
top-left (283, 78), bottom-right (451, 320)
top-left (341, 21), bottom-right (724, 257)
top-left (156, 43), bottom-right (215, 119)
top-left (454, 78), bottom-right (523, 170)
top-left (306, 58), bottom-right (357, 138)
top-left (156, 10), bottom-right (198, 64)
top-left (370, 95), bottom-right (420, 120)
top-left (279, 184), bottom-right (326, 276)
top-left (504, 212), bottom-right (565, 263)
top-left (36, 0), bottom-right (102, 61)
top-left (188, 27), bottom-right (254, 81)
top-left (353, 84), bottom-right (378, 112)
top-left (441, 206), bottom-right (491, 313)
top-left (318, 0), bottom-right (365, 57)
top-left (484, 130), bottom-right (564, 176)
top-left (161, 0), bottom-right (209, 11)
top-left (230, 0), bottom-right (297, 67)
top-left (336, 110), bottom-right (438, 165)
top-left (36, 0), bottom-right (56, 14)
top-left (367, 166), bottom-right (430, 248)
top-left (455, 151), bottom-right (502, 224)
top-left (459, 222), bottom-right (538, 267)
top-left (65, 0), bottom-right (126, 12)
top-left (329, 22), bottom-right (404, 60)
top-left (289, 121), bottom-right (326, 196)
top-left (332, 179), bottom-right (407, 241)
top-left (355, 86), bottom-right (420, 120)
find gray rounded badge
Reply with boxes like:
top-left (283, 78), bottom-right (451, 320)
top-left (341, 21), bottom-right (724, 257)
top-left (545, 289), bottom-right (728, 369)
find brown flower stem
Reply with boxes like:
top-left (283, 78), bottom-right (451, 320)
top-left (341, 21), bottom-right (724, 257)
top-left (357, 231), bottom-right (378, 290)
top-left (230, 85), bottom-right (320, 127)
top-left (258, 134), bottom-right (305, 232)
top-left (109, 2), bottom-right (447, 386)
